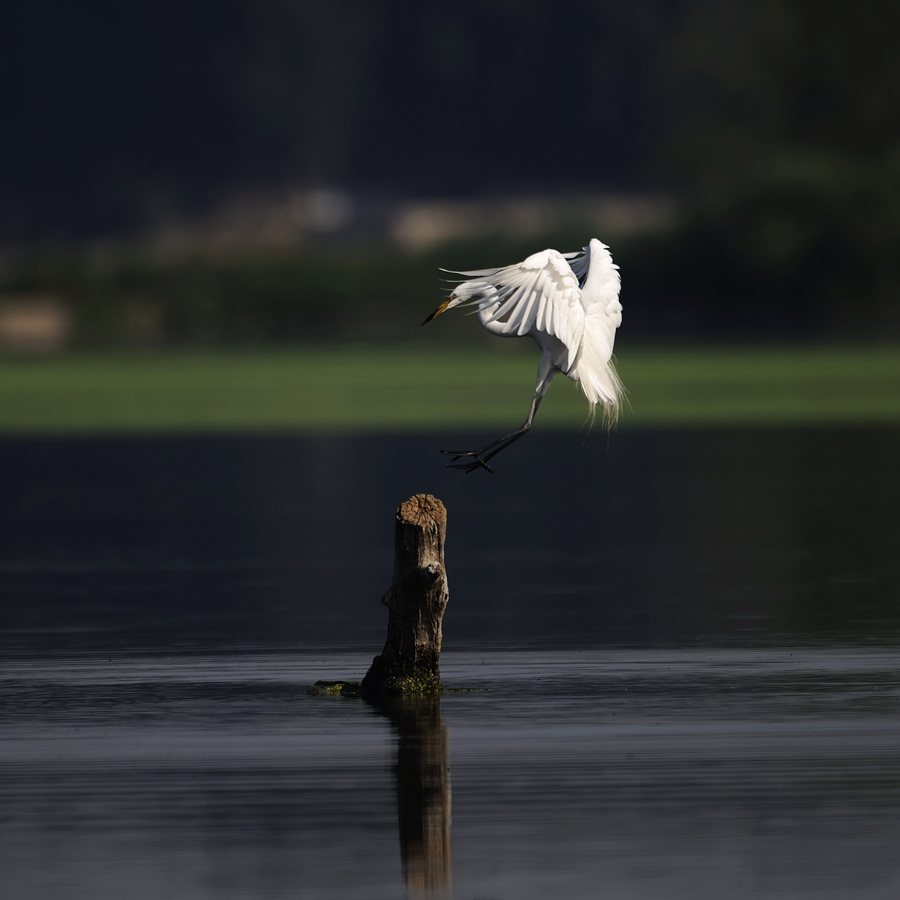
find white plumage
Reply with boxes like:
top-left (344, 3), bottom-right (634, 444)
top-left (422, 238), bottom-right (624, 473)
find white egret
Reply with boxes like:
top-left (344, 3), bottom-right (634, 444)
top-left (422, 238), bottom-right (624, 473)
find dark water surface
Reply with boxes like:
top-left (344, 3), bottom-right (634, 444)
top-left (2, 429), bottom-right (900, 898)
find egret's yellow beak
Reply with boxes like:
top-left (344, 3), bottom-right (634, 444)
top-left (421, 300), bottom-right (451, 326)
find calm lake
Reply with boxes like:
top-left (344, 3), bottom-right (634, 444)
top-left (2, 429), bottom-right (900, 899)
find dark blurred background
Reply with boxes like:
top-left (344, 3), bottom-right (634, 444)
top-left (3, 0), bottom-right (900, 346)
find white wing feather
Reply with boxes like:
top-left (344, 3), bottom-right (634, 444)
top-left (569, 239), bottom-right (623, 413)
top-left (447, 249), bottom-right (585, 371)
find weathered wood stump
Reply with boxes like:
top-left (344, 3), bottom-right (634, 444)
top-left (362, 494), bottom-right (449, 697)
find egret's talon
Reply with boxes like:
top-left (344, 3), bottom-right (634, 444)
top-left (445, 457), bottom-right (495, 474)
top-left (438, 447), bottom-right (496, 474)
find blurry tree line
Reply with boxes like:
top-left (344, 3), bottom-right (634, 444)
top-left (2, 0), bottom-right (900, 341)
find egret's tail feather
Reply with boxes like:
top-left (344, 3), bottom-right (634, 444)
top-left (571, 314), bottom-right (624, 425)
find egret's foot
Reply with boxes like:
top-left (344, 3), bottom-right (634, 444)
top-left (439, 448), bottom-right (496, 474)
top-left (439, 427), bottom-right (530, 474)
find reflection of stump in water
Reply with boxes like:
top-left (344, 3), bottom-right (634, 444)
top-left (380, 695), bottom-right (452, 895)
top-left (362, 494), bottom-right (449, 697)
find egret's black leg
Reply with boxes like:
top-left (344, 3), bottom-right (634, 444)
top-left (439, 392), bottom-right (543, 474)
top-left (440, 423), bottom-right (532, 473)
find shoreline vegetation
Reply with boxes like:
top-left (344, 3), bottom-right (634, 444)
top-left (1, 344), bottom-right (899, 434)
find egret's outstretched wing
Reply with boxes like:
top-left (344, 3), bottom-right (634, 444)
top-left (563, 240), bottom-right (622, 351)
top-left (448, 249), bottom-right (585, 370)
top-left (566, 247), bottom-right (590, 285)
top-left (564, 239), bottom-right (624, 412)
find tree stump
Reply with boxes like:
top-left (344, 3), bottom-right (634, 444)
top-left (362, 494), bottom-right (449, 697)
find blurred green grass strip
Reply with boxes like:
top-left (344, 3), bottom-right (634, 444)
top-left (1, 344), bottom-right (899, 434)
